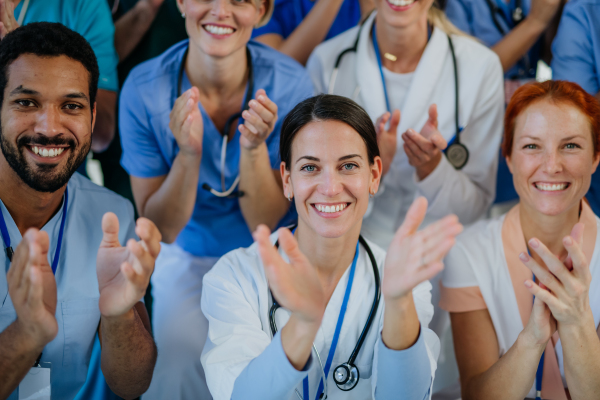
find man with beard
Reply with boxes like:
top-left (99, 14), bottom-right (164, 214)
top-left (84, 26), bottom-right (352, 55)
top-left (0, 22), bottom-right (160, 400)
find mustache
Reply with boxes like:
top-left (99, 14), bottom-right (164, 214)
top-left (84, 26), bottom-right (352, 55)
top-left (17, 135), bottom-right (76, 148)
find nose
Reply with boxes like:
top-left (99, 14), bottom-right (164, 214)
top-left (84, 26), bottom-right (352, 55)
top-left (318, 168), bottom-right (344, 198)
top-left (34, 106), bottom-right (62, 138)
top-left (211, 0), bottom-right (232, 19)
top-left (542, 149), bottom-right (564, 175)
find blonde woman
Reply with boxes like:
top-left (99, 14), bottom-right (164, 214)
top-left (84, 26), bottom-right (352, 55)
top-left (118, 0), bottom-right (314, 397)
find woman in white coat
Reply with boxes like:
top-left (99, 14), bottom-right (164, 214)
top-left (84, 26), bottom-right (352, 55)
top-left (440, 81), bottom-right (600, 400)
top-left (201, 95), bottom-right (463, 400)
top-left (307, 0), bottom-right (504, 248)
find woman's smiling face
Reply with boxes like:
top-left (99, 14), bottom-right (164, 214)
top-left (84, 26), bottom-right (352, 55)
top-left (507, 99), bottom-right (600, 216)
top-left (282, 120), bottom-right (382, 239)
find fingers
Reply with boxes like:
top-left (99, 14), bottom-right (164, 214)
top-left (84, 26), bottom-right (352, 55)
top-left (27, 266), bottom-right (45, 312)
top-left (393, 197), bottom-right (428, 243)
top-left (431, 133), bottom-right (448, 151)
top-left (100, 212), bottom-right (120, 248)
top-left (254, 224), bottom-right (283, 273)
top-left (277, 228), bottom-right (310, 270)
top-left (376, 112), bottom-right (391, 135)
top-left (402, 129), bottom-right (437, 158)
top-left (135, 218), bottom-right (162, 258)
top-left (524, 279), bottom-right (561, 311)
top-left (241, 108), bottom-right (268, 136)
top-left (419, 216), bottom-right (463, 264)
top-left (126, 239), bottom-right (154, 277)
top-left (527, 238), bottom-right (573, 285)
top-left (570, 222), bottom-right (584, 247)
top-left (427, 104), bottom-right (438, 129)
top-left (519, 250), bottom-right (568, 299)
top-left (254, 89), bottom-right (278, 115)
top-left (563, 234), bottom-right (590, 284)
top-left (388, 109), bottom-right (401, 135)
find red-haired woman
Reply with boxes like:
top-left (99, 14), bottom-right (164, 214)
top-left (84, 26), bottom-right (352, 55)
top-left (439, 80), bottom-right (600, 400)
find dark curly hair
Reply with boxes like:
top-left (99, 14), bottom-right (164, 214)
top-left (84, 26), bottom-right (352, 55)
top-left (0, 22), bottom-right (99, 110)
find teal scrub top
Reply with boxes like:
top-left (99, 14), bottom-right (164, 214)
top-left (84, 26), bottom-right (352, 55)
top-left (14, 0), bottom-right (119, 92)
top-left (0, 173), bottom-right (136, 399)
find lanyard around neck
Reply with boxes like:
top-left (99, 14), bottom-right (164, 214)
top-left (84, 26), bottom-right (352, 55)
top-left (304, 240), bottom-right (360, 400)
top-left (0, 188), bottom-right (68, 275)
top-left (525, 246), bottom-right (544, 400)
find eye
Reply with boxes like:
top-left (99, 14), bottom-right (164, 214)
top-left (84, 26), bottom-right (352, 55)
top-left (64, 103), bottom-right (83, 111)
top-left (300, 165), bottom-right (316, 172)
top-left (523, 144), bottom-right (537, 150)
top-left (341, 163), bottom-right (358, 171)
top-left (16, 99), bottom-right (35, 107)
top-left (564, 143), bottom-right (581, 149)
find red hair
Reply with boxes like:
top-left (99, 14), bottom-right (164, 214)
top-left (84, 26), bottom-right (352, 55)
top-left (503, 80), bottom-right (600, 157)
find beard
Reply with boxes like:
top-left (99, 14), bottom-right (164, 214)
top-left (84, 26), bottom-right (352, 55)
top-left (0, 130), bottom-right (90, 193)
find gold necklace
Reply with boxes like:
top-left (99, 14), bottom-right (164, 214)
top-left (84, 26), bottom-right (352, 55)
top-left (383, 53), bottom-right (397, 62)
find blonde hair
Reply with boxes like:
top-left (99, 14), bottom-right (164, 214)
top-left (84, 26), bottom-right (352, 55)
top-left (255, 0), bottom-right (274, 28)
top-left (427, 2), bottom-right (469, 37)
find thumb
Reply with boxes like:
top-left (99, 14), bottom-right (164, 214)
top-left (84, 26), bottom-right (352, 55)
top-left (376, 112), bottom-right (391, 135)
top-left (255, 88), bottom-right (266, 99)
top-left (393, 197), bottom-right (428, 243)
top-left (431, 133), bottom-right (448, 150)
top-left (428, 104), bottom-right (438, 129)
top-left (278, 228), bottom-right (310, 269)
top-left (388, 109), bottom-right (401, 134)
top-left (100, 212), bottom-right (120, 248)
top-left (570, 222), bottom-right (584, 247)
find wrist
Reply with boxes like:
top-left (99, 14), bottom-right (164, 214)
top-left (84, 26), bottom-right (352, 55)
top-left (523, 15), bottom-right (549, 36)
top-left (176, 149), bottom-right (202, 166)
top-left (101, 307), bottom-right (136, 325)
top-left (558, 311), bottom-right (596, 338)
top-left (416, 155), bottom-right (441, 181)
top-left (13, 318), bottom-right (51, 352)
top-left (517, 329), bottom-right (547, 354)
top-left (240, 140), bottom-right (268, 155)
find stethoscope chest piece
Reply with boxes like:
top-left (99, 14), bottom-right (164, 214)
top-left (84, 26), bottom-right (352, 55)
top-left (333, 363), bottom-right (359, 391)
top-left (446, 142), bottom-right (469, 170)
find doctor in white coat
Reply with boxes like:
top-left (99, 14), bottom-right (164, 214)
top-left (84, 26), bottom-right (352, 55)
top-left (201, 95), bottom-right (463, 400)
top-left (307, 1), bottom-right (504, 249)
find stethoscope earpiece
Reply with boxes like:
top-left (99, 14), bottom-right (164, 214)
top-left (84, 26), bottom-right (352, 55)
top-left (333, 363), bottom-right (359, 391)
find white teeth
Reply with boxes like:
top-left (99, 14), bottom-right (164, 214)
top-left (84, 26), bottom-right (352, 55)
top-left (42, 148), bottom-right (49, 157)
top-left (387, 0), bottom-right (416, 6)
top-left (204, 25), bottom-right (234, 35)
top-left (33, 146), bottom-right (39, 154)
top-left (316, 204), bottom-right (347, 213)
top-left (33, 147), bottom-right (65, 158)
top-left (535, 183), bottom-right (568, 191)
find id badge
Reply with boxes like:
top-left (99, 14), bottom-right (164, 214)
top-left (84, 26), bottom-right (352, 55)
top-left (19, 362), bottom-right (51, 400)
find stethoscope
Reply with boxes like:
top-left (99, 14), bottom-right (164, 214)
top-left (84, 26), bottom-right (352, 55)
top-left (176, 46), bottom-right (254, 198)
top-left (328, 15), bottom-right (469, 170)
top-left (269, 232), bottom-right (381, 399)
top-left (484, 0), bottom-right (524, 36)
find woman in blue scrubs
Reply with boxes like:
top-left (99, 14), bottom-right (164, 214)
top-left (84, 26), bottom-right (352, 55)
top-left (552, 0), bottom-right (600, 216)
top-left (252, 0), bottom-right (373, 64)
top-left (118, 0), bottom-right (314, 397)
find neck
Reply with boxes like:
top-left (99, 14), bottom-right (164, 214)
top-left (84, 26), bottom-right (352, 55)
top-left (295, 222), bottom-right (362, 300)
top-left (520, 202), bottom-right (580, 261)
top-left (375, 12), bottom-right (429, 74)
top-left (0, 157), bottom-right (65, 235)
top-left (185, 43), bottom-right (249, 101)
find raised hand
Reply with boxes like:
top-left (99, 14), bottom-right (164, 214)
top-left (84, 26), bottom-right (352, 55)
top-left (402, 104), bottom-right (448, 181)
top-left (0, 0), bottom-right (19, 40)
top-left (375, 109), bottom-right (400, 177)
top-left (382, 197), bottom-right (462, 301)
top-left (7, 229), bottom-right (58, 347)
top-left (239, 89), bottom-right (278, 150)
top-left (169, 87), bottom-right (204, 157)
top-left (520, 223), bottom-right (594, 328)
top-left (528, 0), bottom-right (562, 29)
top-left (97, 213), bottom-right (161, 318)
top-left (254, 225), bottom-right (326, 325)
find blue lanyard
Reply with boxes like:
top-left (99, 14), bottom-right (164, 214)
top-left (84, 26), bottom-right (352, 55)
top-left (371, 24), bottom-right (391, 113)
top-left (0, 188), bottom-right (68, 275)
top-left (304, 241), bottom-right (360, 400)
top-left (526, 248), bottom-right (544, 400)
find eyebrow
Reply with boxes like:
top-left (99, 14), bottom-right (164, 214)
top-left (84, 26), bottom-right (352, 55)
top-left (9, 86), bottom-right (38, 96)
top-left (294, 154), bottom-right (363, 164)
top-left (65, 92), bottom-right (89, 103)
top-left (9, 86), bottom-right (89, 103)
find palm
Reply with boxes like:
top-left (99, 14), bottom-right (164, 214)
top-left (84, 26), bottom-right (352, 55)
top-left (184, 108), bottom-right (204, 154)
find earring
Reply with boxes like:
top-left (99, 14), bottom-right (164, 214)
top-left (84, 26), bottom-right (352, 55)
top-left (286, 192), bottom-right (293, 201)
top-left (369, 191), bottom-right (374, 199)
top-left (181, 12), bottom-right (185, 18)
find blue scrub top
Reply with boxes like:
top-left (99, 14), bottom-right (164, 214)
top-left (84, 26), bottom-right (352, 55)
top-left (119, 40), bottom-right (314, 258)
top-left (252, 0), bottom-right (361, 41)
top-left (445, 0), bottom-right (539, 79)
top-left (0, 174), bottom-right (137, 400)
top-left (14, 0), bottom-right (119, 92)
top-left (552, 0), bottom-right (600, 215)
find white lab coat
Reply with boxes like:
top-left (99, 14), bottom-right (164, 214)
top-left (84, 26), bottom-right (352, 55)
top-left (201, 232), bottom-right (440, 400)
top-left (307, 11), bottom-right (504, 249)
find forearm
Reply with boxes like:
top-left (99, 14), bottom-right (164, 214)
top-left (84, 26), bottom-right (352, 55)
top-left (114, 1), bottom-right (160, 61)
top-left (100, 307), bottom-right (157, 399)
top-left (559, 318), bottom-right (600, 400)
top-left (140, 153), bottom-right (201, 243)
top-left (462, 333), bottom-right (545, 400)
top-left (491, 18), bottom-right (546, 73)
top-left (92, 90), bottom-right (117, 153)
top-left (261, 0), bottom-right (344, 64)
top-left (381, 294), bottom-right (420, 351)
top-left (239, 143), bottom-right (289, 231)
top-left (0, 320), bottom-right (46, 400)
top-left (280, 314), bottom-right (320, 370)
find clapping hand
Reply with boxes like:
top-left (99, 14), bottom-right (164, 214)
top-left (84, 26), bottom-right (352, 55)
top-left (254, 225), bottom-right (326, 326)
top-left (169, 87), bottom-right (204, 157)
top-left (375, 110), bottom-right (400, 177)
top-left (97, 213), bottom-right (161, 318)
top-left (402, 104), bottom-right (448, 181)
top-left (0, 0), bottom-right (19, 40)
top-left (382, 197), bottom-right (462, 302)
top-left (239, 89), bottom-right (278, 150)
top-left (7, 229), bottom-right (58, 347)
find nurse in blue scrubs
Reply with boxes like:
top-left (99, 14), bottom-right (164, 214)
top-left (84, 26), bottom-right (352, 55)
top-left (118, 0), bottom-right (314, 397)
top-left (252, 0), bottom-right (372, 64)
top-left (445, 0), bottom-right (563, 204)
top-left (552, 0), bottom-right (600, 215)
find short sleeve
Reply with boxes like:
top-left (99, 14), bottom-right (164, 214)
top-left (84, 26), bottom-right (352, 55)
top-left (444, 0), bottom-right (474, 36)
top-left (252, 0), bottom-right (295, 39)
top-left (551, 2), bottom-right (600, 94)
top-left (439, 242), bottom-right (486, 312)
top-left (74, 0), bottom-right (119, 92)
top-left (119, 74), bottom-right (171, 177)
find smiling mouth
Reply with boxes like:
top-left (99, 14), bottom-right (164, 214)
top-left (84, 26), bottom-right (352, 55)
top-left (29, 145), bottom-right (68, 158)
top-left (387, 0), bottom-right (417, 7)
top-left (534, 182), bottom-right (570, 191)
top-left (203, 24), bottom-right (235, 36)
top-left (313, 203), bottom-right (350, 213)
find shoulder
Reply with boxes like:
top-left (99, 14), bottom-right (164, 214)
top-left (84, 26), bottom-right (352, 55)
top-left (312, 24), bottom-right (361, 62)
top-left (450, 216), bottom-right (503, 262)
top-left (123, 40), bottom-right (186, 92)
top-left (67, 173), bottom-right (134, 221)
top-left (249, 41), bottom-right (309, 79)
top-left (563, 0), bottom-right (600, 15)
top-left (450, 33), bottom-right (501, 70)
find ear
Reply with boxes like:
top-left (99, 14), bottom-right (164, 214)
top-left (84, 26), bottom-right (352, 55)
top-left (176, 0), bottom-right (185, 14)
top-left (254, 0), bottom-right (267, 27)
top-left (280, 162), bottom-right (292, 198)
top-left (370, 156), bottom-right (383, 195)
top-left (91, 102), bottom-right (97, 132)
top-left (592, 151), bottom-right (600, 175)
top-left (505, 154), bottom-right (513, 174)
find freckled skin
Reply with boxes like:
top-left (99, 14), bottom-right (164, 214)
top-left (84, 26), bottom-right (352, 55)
top-left (507, 99), bottom-right (600, 217)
